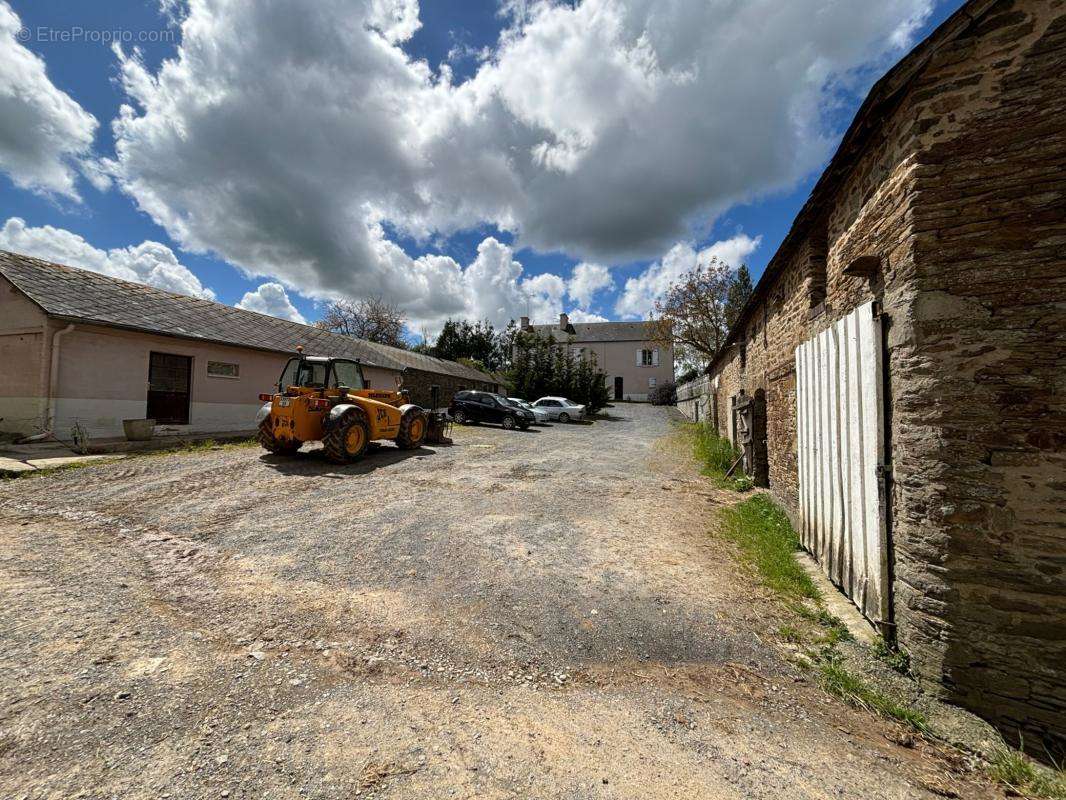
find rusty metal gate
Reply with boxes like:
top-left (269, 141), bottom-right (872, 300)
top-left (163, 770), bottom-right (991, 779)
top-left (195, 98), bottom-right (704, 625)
top-left (795, 301), bottom-right (889, 625)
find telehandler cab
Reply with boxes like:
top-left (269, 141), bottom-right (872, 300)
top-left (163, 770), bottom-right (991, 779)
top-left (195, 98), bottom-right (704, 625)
top-left (255, 348), bottom-right (431, 463)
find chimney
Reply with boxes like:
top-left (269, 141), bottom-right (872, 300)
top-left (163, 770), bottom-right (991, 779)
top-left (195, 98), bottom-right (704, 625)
top-left (520, 316), bottom-right (530, 330)
top-left (559, 312), bottom-right (569, 329)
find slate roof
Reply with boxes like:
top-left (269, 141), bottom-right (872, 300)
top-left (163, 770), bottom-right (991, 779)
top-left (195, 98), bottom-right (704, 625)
top-left (0, 249), bottom-right (497, 384)
top-left (527, 320), bottom-right (661, 343)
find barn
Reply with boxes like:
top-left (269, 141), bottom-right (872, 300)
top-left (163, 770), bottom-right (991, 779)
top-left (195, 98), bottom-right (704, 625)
top-left (682, 0), bottom-right (1065, 759)
top-left (0, 251), bottom-right (498, 441)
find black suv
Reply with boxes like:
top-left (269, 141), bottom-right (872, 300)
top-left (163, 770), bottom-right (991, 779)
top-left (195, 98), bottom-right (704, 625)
top-left (450, 391), bottom-right (534, 430)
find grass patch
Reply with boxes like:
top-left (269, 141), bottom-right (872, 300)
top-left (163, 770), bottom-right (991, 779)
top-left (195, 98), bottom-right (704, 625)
top-left (719, 494), bottom-right (820, 602)
top-left (687, 422), bottom-right (739, 484)
top-left (818, 655), bottom-right (928, 733)
top-left (713, 494), bottom-right (932, 736)
top-left (988, 745), bottom-right (1066, 799)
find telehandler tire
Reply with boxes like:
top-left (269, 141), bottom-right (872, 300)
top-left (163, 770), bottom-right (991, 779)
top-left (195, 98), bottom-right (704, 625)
top-left (257, 419), bottom-right (301, 455)
top-left (323, 408), bottom-right (370, 463)
top-left (396, 407), bottom-right (428, 449)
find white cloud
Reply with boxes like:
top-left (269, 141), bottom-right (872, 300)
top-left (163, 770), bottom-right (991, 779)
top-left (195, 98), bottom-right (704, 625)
top-left (568, 262), bottom-right (612, 307)
top-left (102, 0), bottom-right (930, 322)
top-left (237, 282), bottom-right (306, 323)
top-left (0, 217), bottom-right (215, 299)
top-left (567, 308), bottom-right (608, 323)
top-left (616, 233), bottom-right (761, 319)
top-left (0, 2), bottom-right (102, 199)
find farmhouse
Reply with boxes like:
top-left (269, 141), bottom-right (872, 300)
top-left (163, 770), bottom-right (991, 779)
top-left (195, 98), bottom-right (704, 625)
top-left (0, 251), bottom-right (498, 441)
top-left (522, 313), bottom-right (675, 401)
top-left (682, 0), bottom-right (1065, 757)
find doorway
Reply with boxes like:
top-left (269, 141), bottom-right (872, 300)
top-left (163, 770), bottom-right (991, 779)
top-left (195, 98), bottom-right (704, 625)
top-left (614, 376), bottom-right (623, 400)
top-left (147, 352), bottom-right (192, 424)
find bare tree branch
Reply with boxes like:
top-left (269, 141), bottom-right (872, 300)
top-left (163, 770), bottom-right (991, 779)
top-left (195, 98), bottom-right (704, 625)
top-left (314, 296), bottom-right (407, 348)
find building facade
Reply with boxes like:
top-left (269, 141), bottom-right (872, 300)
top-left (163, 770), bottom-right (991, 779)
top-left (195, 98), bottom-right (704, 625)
top-left (0, 252), bottom-right (497, 440)
top-left (684, 0), bottom-right (1065, 758)
top-left (522, 314), bottom-right (674, 401)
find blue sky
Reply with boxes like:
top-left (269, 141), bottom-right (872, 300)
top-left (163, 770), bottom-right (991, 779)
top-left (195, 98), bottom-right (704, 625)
top-left (0, 0), bottom-right (964, 339)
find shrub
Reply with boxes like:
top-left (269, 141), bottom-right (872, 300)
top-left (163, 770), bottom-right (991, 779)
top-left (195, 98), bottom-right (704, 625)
top-left (648, 381), bottom-right (677, 405)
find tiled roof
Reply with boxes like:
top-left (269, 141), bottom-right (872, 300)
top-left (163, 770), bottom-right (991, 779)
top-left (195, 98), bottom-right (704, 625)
top-left (0, 249), bottom-right (497, 384)
top-left (527, 320), bottom-right (660, 343)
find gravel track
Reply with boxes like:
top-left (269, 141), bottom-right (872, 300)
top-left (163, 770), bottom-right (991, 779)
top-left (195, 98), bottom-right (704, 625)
top-left (0, 404), bottom-right (993, 799)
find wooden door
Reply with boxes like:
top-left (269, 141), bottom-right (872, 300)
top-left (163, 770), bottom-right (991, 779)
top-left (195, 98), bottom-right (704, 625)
top-left (147, 352), bottom-right (192, 424)
top-left (795, 301), bottom-right (889, 625)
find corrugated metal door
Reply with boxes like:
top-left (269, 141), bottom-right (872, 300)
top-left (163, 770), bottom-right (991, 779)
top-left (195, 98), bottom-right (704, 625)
top-left (795, 301), bottom-right (889, 625)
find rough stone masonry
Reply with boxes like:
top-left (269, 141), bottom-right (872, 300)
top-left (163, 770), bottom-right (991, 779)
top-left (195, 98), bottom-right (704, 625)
top-left (696, 0), bottom-right (1065, 760)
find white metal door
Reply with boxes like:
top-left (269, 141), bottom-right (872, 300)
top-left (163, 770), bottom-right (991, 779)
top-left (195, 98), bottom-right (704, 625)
top-left (795, 301), bottom-right (889, 625)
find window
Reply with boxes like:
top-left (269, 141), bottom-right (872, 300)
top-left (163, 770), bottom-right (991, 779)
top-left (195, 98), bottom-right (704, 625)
top-left (641, 348), bottom-right (654, 366)
top-left (206, 360), bottom-right (239, 378)
top-left (329, 359), bottom-right (365, 390)
top-left (295, 360), bottom-right (329, 388)
top-left (648, 377), bottom-right (657, 388)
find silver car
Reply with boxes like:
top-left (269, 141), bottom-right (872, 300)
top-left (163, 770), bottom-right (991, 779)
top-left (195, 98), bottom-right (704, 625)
top-left (532, 396), bottom-right (586, 422)
top-left (508, 398), bottom-right (550, 424)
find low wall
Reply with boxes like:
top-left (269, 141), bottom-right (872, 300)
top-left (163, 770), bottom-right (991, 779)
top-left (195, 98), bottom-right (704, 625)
top-left (675, 376), bottom-right (711, 423)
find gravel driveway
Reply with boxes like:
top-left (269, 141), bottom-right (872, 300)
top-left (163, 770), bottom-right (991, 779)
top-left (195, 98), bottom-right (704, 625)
top-left (0, 404), bottom-right (992, 799)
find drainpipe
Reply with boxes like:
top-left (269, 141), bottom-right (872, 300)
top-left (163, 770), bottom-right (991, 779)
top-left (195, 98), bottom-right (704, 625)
top-left (46, 323), bottom-right (75, 431)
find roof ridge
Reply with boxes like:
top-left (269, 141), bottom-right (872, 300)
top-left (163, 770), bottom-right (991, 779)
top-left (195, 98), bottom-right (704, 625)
top-left (0, 249), bottom-right (495, 381)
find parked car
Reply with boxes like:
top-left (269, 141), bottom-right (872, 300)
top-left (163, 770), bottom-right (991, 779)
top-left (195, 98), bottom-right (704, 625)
top-left (507, 398), bottom-right (550, 425)
top-left (450, 390), bottom-right (535, 430)
top-left (532, 396), bottom-right (586, 422)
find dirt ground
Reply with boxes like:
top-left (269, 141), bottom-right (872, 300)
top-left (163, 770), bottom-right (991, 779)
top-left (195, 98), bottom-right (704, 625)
top-left (0, 404), bottom-right (997, 799)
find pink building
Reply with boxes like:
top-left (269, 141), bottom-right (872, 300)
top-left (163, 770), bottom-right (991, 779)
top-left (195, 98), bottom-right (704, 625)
top-left (0, 251), bottom-right (497, 441)
top-left (522, 314), bottom-right (674, 402)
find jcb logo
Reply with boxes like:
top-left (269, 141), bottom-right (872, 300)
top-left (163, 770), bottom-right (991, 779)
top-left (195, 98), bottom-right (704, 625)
top-left (376, 408), bottom-right (389, 422)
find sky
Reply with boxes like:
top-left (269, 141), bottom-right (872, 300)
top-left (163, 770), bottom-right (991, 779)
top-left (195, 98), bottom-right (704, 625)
top-left (0, 0), bottom-right (965, 342)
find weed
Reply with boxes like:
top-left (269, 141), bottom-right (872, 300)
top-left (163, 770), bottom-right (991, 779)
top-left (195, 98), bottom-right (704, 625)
top-left (778, 625), bottom-right (803, 643)
top-left (732, 475), bottom-right (754, 492)
top-left (873, 636), bottom-right (912, 676)
top-left (987, 743), bottom-right (1066, 799)
top-left (818, 655), bottom-right (928, 732)
top-left (719, 494), bottom-right (820, 602)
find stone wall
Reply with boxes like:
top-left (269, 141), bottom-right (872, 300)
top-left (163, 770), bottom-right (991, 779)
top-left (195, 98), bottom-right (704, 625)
top-left (897, 2), bottom-right (1066, 756)
top-left (675, 375), bottom-right (712, 423)
top-left (706, 0), bottom-right (1065, 758)
top-left (401, 368), bottom-right (497, 410)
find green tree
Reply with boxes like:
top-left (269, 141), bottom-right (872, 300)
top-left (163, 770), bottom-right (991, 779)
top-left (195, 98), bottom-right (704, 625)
top-left (431, 319), bottom-right (504, 370)
top-left (504, 330), bottom-right (610, 413)
top-left (725, 263), bottom-right (754, 329)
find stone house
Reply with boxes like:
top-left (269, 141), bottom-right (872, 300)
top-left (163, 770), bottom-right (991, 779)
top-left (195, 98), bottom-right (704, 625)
top-left (0, 251), bottom-right (498, 440)
top-left (686, 0), bottom-right (1065, 758)
top-left (522, 314), bottom-right (675, 401)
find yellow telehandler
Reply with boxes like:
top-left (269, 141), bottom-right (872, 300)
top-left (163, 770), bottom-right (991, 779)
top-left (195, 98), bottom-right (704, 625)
top-left (255, 348), bottom-right (436, 463)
